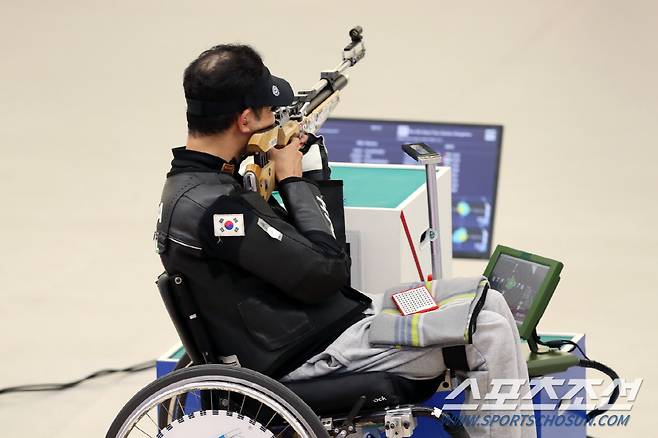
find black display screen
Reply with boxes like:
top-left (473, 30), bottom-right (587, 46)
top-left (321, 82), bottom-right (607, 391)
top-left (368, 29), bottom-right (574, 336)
top-left (318, 118), bottom-right (502, 258)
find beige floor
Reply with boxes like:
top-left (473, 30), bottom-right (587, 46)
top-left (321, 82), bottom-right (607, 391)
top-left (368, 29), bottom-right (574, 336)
top-left (1, 1), bottom-right (656, 437)
top-left (0, 254), bottom-right (653, 438)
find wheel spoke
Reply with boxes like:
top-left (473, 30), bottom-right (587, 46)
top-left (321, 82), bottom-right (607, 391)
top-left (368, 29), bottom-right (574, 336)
top-left (132, 423), bottom-right (154, 438)
top-left (275, 424), bottom-right (291, 438)
top-left (144, 411), bottom-right (159, 429)
top-left (240, 393), bottom-right (246, 415)
top-left (254, 401), bottom-right (263, 422)
top-left (158, 400), bottom-right (171, 427)
top-left (115, 372), bottom-right (316, 438)
top-left (265, 411), bottom-right (278, 429)
top-left (177, 395), bottom-right (185, 417)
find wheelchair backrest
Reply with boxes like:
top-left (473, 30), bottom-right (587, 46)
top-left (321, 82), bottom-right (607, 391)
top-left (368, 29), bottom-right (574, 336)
top-left (156, 272), bottom-right (218, 365)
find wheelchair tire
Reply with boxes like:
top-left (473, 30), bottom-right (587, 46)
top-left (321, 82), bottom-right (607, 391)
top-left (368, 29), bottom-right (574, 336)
top-left (106, 364), bottom-right (329, 438)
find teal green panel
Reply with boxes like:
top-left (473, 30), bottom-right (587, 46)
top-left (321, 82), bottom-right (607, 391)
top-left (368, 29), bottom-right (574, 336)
top-left (272, 166), bottom-right (426, 209)
top-left (170, 347), bottom-right (186, 360)
top-left (538, 334), bottom-right (577, 342)
top-left (521, 334), bottom-right (577, 346)
top-left (331, 166), bottom-right (426, 208)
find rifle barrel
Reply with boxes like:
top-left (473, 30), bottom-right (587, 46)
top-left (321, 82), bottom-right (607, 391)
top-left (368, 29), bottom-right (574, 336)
top-left (305, 75), bottom-right (348, 114)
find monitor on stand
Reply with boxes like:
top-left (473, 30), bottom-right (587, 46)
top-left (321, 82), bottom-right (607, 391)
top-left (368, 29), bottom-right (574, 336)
top-left (318, 118), bottom-right (503, 258)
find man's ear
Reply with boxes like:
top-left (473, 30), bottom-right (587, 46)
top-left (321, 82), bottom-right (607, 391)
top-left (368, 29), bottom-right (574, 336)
top-left (236, 108), bottom-right (253, 134)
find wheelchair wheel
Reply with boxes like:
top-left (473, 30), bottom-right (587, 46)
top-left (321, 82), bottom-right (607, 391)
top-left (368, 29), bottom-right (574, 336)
top-left (106, 364), bottom-right (328, 438)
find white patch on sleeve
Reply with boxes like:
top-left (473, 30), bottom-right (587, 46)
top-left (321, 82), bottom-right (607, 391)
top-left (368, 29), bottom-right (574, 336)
top-left (257, 218), bottom-right (283, 241)
top-left (213, 214), bottom-right (245, 237)
top-left (315, 196), bottom-right (336, 238)
top-left (301, 143), bottom-right (323, 172)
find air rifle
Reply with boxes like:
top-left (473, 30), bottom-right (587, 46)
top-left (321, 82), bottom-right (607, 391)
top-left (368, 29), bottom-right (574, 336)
top-left (243, 25), bottom-right (366, 200)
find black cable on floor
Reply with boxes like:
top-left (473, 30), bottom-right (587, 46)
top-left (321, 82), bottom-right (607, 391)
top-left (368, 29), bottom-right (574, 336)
top-left (0, 359), bottom-right (155, 395)
top-left (533, 332), bottom-right (620, 422)
top-left (578, 358), bottom-right (620, 422)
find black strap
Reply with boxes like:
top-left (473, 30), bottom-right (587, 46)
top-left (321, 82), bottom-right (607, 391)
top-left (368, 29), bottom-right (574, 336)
top-left (442, 345), bottom-right (470, 372)
top-left (443, 284), bottom-right (490, 372)
top-left (170, 274), bottom-right (217, 365)
top-left (186, 98), bottom-right (244, 117)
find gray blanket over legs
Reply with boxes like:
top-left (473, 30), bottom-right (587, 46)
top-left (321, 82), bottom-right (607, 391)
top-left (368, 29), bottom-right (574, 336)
top-left (283, 278), bottom-right (536, 438)
top-left (368, 277), bottom-right (489, 348)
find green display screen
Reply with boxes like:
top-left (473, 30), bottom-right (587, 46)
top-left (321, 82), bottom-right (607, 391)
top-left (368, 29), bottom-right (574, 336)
top-left (484, 245), bottom-right (563, 340)
top-left (489, 254), bottom-right (551, 325)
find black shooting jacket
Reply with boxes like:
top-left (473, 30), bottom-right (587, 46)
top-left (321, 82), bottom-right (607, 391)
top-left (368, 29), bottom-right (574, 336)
top-left (154, 147), bottom-right (370, 378)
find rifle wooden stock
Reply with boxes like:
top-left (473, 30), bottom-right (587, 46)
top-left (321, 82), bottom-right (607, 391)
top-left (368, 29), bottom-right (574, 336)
top-left (244, 121), bottom-right (300, 201)
top-left (244, 161), bottom-right (276, 200)
top-left (244, 92), bottom-right (341, 201)
top-left (242, 26), bottom-right (364, 200)
top-left (247, 121), bottom-right (300, 154)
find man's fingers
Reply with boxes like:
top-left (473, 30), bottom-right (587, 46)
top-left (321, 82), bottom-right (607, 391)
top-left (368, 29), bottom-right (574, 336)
top-left (287, 136), bottom-right (302, 149)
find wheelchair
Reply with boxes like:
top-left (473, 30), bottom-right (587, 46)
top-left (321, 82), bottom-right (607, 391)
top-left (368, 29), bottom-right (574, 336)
top-left (106, 273), bottom-right (471, 438)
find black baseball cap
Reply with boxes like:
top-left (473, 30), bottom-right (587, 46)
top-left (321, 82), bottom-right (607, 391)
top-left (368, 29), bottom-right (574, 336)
top-left (186, 67), bottom-right (294, 117)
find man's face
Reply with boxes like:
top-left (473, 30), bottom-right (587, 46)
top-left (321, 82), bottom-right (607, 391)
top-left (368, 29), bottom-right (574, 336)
top-left (251, 106), bottom-right (276, 132)
top-left (236, 106), bottom-right (277, 155)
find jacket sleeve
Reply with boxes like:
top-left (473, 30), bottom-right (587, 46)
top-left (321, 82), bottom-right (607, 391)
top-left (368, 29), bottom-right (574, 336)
top-left (198, 180), bottom-right (350, 304)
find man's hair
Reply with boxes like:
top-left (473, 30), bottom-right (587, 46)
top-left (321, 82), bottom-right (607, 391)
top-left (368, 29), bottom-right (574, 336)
top-left (184, 44), bottom-right (265, 136)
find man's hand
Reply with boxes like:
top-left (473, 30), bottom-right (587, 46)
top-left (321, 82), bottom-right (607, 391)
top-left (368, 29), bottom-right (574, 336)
top-left (269, 135), bottom-right (303, 181)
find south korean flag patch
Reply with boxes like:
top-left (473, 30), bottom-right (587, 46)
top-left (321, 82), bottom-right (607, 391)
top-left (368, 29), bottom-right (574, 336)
top-left (213, 214), bottom-right (245, 237)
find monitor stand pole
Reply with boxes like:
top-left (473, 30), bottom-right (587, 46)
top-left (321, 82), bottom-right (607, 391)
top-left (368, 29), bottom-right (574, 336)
top-left (401, 142), bottom-right (444, 281)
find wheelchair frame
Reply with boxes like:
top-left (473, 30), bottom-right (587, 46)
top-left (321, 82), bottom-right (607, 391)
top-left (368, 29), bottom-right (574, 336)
top-left (112, 272), bottom-right (469, 438)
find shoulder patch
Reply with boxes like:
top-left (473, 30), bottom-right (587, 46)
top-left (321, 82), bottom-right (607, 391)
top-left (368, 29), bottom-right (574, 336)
top-left (257, 218), bottom-right (283, 241)
top-left (213, 214), bottom-right (245, 237)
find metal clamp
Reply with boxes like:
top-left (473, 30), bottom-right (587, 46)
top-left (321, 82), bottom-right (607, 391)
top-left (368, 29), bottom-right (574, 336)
top-left (438, 369), bottom-right (453, 392)
top-left (321, 70), bottom-right (342, 81)
top-left (321, 417), bottom-right (334, 433)
top-left (384, 407), bottom-right (416, 438)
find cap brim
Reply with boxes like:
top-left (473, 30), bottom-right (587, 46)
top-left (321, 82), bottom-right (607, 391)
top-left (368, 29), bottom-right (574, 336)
top-left (268, 74), bottom-right (294, 108)
top-left (241, 67), bottom-right (295, 109)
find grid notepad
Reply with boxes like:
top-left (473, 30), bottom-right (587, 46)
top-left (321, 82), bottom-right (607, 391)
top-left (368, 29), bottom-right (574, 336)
top-left (392, 286), bottom-right (439, 316)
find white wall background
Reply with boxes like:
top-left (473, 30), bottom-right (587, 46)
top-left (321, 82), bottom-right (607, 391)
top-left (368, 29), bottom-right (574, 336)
top-left (0, 1), bottom-right (656, 436)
